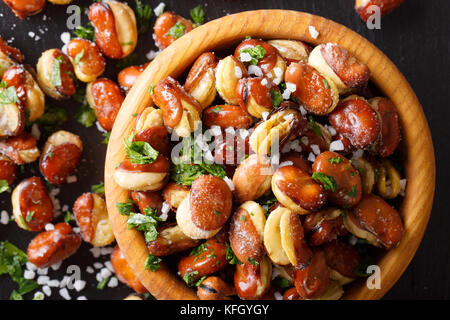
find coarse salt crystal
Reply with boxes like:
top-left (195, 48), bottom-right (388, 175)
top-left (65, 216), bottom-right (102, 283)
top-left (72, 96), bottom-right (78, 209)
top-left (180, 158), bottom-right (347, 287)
top-left (239, 52), bottom-right (252, 62)
top-left (86, 266), bottom-right (94, 274)
top-left (329, 140), bottom-right (344, 152)
top-left (309, 25), bottom-right (319, 39)
top-left (66, 175), bottom-right (77, 184)
top-left (325, 125), bottom-right (337, 136)
top-left (299, 106), bottom-right (307, 115)
top-left (262, 112), bottom-right (269, 120)
top-left (274, 291), bottom-right (283, 300)
top-left (307, 152), bottom-right (316, 162)
top-left (42, 285), bottom-right (51, 297)
top-left (286, 82), bottom-right (297, 92)
top-left (0, 210), bottom-right (9, 225)
top-left (73, 227), bottom-right (80, 233)
top-left (48, 280), bottom-right (60, 287)
top-left (90, 247), bottom-right (102, 258)
top-left (261, 78), bottom-right (268, 86)
top-left (61, 205), bottom-right (69, 212)
top-left (26, 262), bottom-right (37, 271)
top-left (210, 125), bottom-right (222, 136)
top-left (45, 223), bottom-right (54, 231)
top-left (161, 201), bottom-right (171, 215)
top-left (234, 66), bottom-right (243, 79)
top-left (300, 136), bottom-right (309, 145)
top-left (146, 49), bottom-right (160, 60)
top-left (154, 2), bottom-right (165, 16)
top-left (24, 270), bottom-right (36, 280)
top-left (73, 280), bottom-right (86, 292)
top-left (77, 296), bottom-right (88, 300)
top-left (348, 235), bottom-right (358, 246)
top-left (400, 179), bottom-right (407, 196)
top-left (93, 262), bottom-right (103, 269)
top-left (28, 31), bottom-right (35, 38)
top-left (37, 268), bottom-right (48, 275)
top-left (311, 144), bottom-right (321, 155)
top-left (59, 288), bottom-right (71, 300)
top-left (352, 149), bottom-right (364, 160)
top-left (37, 276), bottom-right (50, 285)
top-left (107, 277), bottom-right (119, 288)
top-left (60, 32), bottom-right (70, 44)
top-left (272, 68), bottom-right (283, 85)
top-left (104, 261), bottom-right (114, 273)
top-left (282, 89), bottom-right (291, 100)
top-left (100, 247), bottom-right (113, 255)
top-left (248, 65), bottom-right (263, 77)
top-left (279, 161), bottom-right (293, 168)
top-left (100, 268), bottom-right (112, 279)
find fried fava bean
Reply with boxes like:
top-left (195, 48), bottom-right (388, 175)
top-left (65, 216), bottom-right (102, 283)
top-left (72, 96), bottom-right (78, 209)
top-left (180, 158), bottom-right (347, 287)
top-left (285, 61), bottom-right (339, 115)
top-left (197, 276), bottom-right (236, 300)
top-left (86, 78), bottom-right (125, 131)
top-left (328, 95), bottom-right (380, 149)
top-left (2, 65), bottom-right (45, 123)
top-left (133, 106), bottom-right (170, 156)
top-left (153, 12), bottom-right (194, 50)
top-left (2, 0), bottom-right (45, 20)
top-left (118, 63), bottom-right (149, 92)
top-left (215, 56), bottom-right (248, 105)
top-left (131, 191), bottom-right (163, 215)
top-left (272, 165), bottom-right (327, 214)
top-left (27, 223), bottom-right (81, 268)
top-left (178, 234), bottom-right (228, 284)
top-left (263, 207), bottom-right (291, 265)
top-left (355, 0), bottom-right (404, 22)
top-left (39, 130), bottom-right (83, 185)
top-left (344, 194), bottom-right (403, 249)
top-left (280, 153), bottom-right (312, 174)
top-left (147, 224), bottom-right (199, 256)
top-left (162, 182), bottom-right (190, 211)
top-left (11, 177), bottom-right (53, 232)
top-left (66, 39), bottom-right (106, 83)
top-left (213, 132), bottom-right (250, 166)
top-left (369, 97), bottom-right (401, 157)
top-left (36, 49), bottom-right (76, 100)
top-left (114, 154), bottom-right (170, 191)
top-left (298, 122), bottom-right (332, 155)
top-left (0, 155), bottom-right (17, 185)
top-left (176, 175), bottom-right (232, 239)
top-left (323, 240), bottom-right (362, 285)
top-left (304, 208), bottom-right (347, 246)
top-left (110, 245), bottom-right (147, 294)
top-left (236, 76), bottom-right (281, 118)
top-left (185, 52), bottom-right (218, 110)
top-left (0, 87), bottom-right (25, 138)
top-left (230, 201), bottom-right (266, 264)
top-left (235, 39), bottom-right (286, 85)
top-left (0, 36), bottom-right (24, 73)
top-left (203, 105), bottom-right (253, 130)
top-left (267, 40), bottom-right (312, 64)
top-left (153, 77), bottom-right (202, 137)
top-left (294, 249), bottom-right (330, 299)
top-left (308, 43), bottom-right (370, 93)
top-left (73, 193), bottom-right (114, 247)
top-left (89, 1), bottom-right (137, 59)
top-left (232, 154), bottom-right (273, 203)
top-left (0, 132), bottom-right (40, 165)
top-left (376, 159), bottom-right (402, 199)
top-left (234, 256), bottom-right (272, 300)
top-left (312, 151), bottom-right (362, 207)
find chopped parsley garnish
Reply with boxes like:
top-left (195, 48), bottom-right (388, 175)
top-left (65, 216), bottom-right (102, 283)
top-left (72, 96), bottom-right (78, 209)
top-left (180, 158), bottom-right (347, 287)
top-left (190, 5), bottom-right (205, 27)
top-left (97, 277), bottom-right (109, 290)
top-left (238, 45), bottom-right (266, 65)
top-left (91, 182), bottom-right (105, 195)
top-left (328, 157), bottom-right (344, 164)
top-left (25, 211), bottom-right (35, 223)
top-left (214, 208), bottom-right (221, 216)
top-left (225, 243), bottom-right (242, 265)
top-left (190, 242), bottom-right (209, 261)
top-left (273, 277), bottom-right (291, 289)
top-left (270, 89), bottom-right (283, 108)
top-left (126, 208), bottom-right (161, 243)
top-left (166, 21), bottom-right (186, 39)
top-left (148, 84), bottom-right (154, 95)
top-left (312, 172), bottom-right (337, 192)
top-left (75, 103), bottom-right (96, 128)
top-left (0, 86), bottom-right (18, 105)
top-left (145, 254), bottom-right (162, 272)
top-left (51, 55), bottom-right (65, 87)
top-left (211, 106), bottom-right (223, 114)
top-left (241, 214), bottom-right (246, 222)
top-left (116, 199), bottom-right (134, 215)
top-left (323, 78), bottom-right (330, 89)
top-left (195, 276), bottom-right (207, 287)
top-left (183, 271), bottom-right (199, 286)
top-left (102, 131), bottom-right (111, 145)
top-left (34, 105), bottom-right (68, 135)
top-left (247, 258), bottom-right (259, 266)
top-left (0, 180), bottom-right (10, 194)
top-left (308, 116), bottom-right (322, 137)
top-left (63, 211), bottom-right (74, 223)
top-left (135, 0), bottom-right (153, 34)
top-left (47, 152), bottom-right (54, 159)
top-left (74, 24), bottom-right (95, 41)
top-left (0, 81), bottom-right (7, 88)
top-left (347, 184), bottom-right (357, 198)
top-left (73, 49), bottom-right (84, 65)
top-left (124, 132), bottom-right (159, 165)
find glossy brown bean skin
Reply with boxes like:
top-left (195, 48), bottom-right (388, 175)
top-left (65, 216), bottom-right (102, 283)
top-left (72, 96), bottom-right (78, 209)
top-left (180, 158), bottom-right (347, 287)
top-left (355, 0), bottom-right (404, 22)
top-left (283, 287), bottom-right (302, 300)
top-left (285, 61), bottom-right (336, 115)
top-left (1, 66), bottom-right (27, 136)
top-left (131, 191), bottom-right (163, 215)
top-left (323, 240), bottom-right (361, 279)
top-left (280, 153), bottom-right (312, 175)
top-left (89, 2), bottom-right (123, 59)
top-left (197, 276), bottom-right (236, 300)
top-left (234, 39), bottom-right (279, 74)
top-left (88, 78), bottom-right (124, 131)
top-left (236, 77), bottom-right (280, 116)
top-left (349, 194), bottom-right (403, 249)
top-left (27, 223), bottom-right (81, 268)
top-left (274, 166), bottom-right (327, 211)
top-left (153, 12), bottom-right (194, 50)
top-left (178, 235), bottom-right (228, 282)
top-left (0, 156), bottom-right (17, 185)
top-left (16, 177), bottom-right (53, 231)
top-left (72, 193), bottom-right (95, 242)
top-left (117, 154), bottom-right (170, 173)
top-left (52, 49), bottom-right (77, 97)
top-left (203, 105), bottom-right (253, 129)
top-left (214, 133), bottom-right (250, 166)
top-left (134, 126), bottom-right (170, 156)
top-left (184, 52), bottom-right (218, 91)
top-left (294, 249), bottom-right (330, 299)
top-left (0, 36), bottom-right (24, 62)
top-left (328, 97), bottom-right (380, 149)
top-left (299, 128), bottom-right (330, 155)
top-left (190, 175), bottom-right (233, 231)
top-left (304, 212), bottom-right (347, 246)
top-left (40, 143), bottom-right (82, 185)
top-left (2, 0), bottom-right (45, 20)
top-left (370, 97), bottom-right (401, 157)
top-left (110, 245), bottom-right (147, 294)
top-left (233, 262), bottom-right (270, 300)
top-left (66, 39), bottom-right (106, 81)
top-left (147, 224), bottom-right (199, 256)
top-left (0, 132), bottom-right (38, 165)
top-left (313, 151), bottom-right (362, 207)
top-left (117, 63), bottom-right (148, 92)
top-left (229, 207), bottom-right (264, 264)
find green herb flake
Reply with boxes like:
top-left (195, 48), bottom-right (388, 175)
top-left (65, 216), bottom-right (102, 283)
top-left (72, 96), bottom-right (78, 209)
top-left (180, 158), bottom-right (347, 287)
top-left (270, 89), bottom-right (283, 108)
top-left (238, 45), bottom-right (266, 65)
top-left (63, 211), bottom-right (74, 223)
top-left (190, 5), bottom-right (205, 27)
top-left (116, 199), bottom-right (134, 215)
top-left (225, 243), bottom-right (242, 265)
top-left (347, 184), bottom-right (357, 198)
top-left (195, 275), bottom-right (207, 287)
top-left (0, 180), bottom-right (10, 194)
top-left (214, 208), bottom-right (221, 216)
top-left (25, 211), bottom-right (35, 223)
top-left (102, 131), bottom-right (111, 145)
top-left (166, 21), bottom-right (186, 39)
top-left (124, 132), bottom-right (159, 165)
top-left (183, 271), bottom-right (199, 286)
top-left (74, 25), bottom-right (95, 41)
top-left (0, 81), bottom-right (7, 88)
top-left (211, 106), bottom-right (223, 114)
top-left (145, 254), bottom-right (162, 272)
top-left (51, 56), bottom-right (65, 87)
top-left (73, 49), bottom-right (84, 65)
top-left (273, 277), bottom-right (290, 289)
top-left (312, 172), bottom-right (338, 192)
top-left (97, 276), bottom-right (110, 290)
top-left (91, 182), bottom-right (105, 195)
top-left (247, 258), bottom-right (259, 266)
top-left (75, 104), bottom-right (96, 128)
top-left (126, 210), bottom-right (161, 243)
top-left (148, 84), bottom-right (154, 95)
top-left (323, 78), bottom-right (330, 89)
top-left (308, 115), bottom-right (322, 137)
top-left (0, 86), bottom-right (19, 105)
top-left (135, 0), bottom-right (153, 34)
top-left (328, 157), bottom-right (344, 164)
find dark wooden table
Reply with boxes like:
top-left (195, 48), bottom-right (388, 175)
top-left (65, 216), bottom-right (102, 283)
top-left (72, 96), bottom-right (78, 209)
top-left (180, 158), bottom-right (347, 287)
top-left (0, 0), bottom-right (448, 300)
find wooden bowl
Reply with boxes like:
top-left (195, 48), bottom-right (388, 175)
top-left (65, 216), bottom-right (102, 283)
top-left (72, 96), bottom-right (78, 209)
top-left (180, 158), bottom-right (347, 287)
top-left (105, 10), bottom-right (435, 300)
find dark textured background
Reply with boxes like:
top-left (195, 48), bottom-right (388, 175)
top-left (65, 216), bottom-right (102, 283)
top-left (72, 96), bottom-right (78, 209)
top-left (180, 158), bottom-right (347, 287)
top-left (0, 0), bottom-right (448, 300)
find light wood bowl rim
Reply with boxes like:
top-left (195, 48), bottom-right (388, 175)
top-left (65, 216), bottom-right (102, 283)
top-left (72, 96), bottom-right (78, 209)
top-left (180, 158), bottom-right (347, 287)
top-left (105, 9), bottom-right (436, 300)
